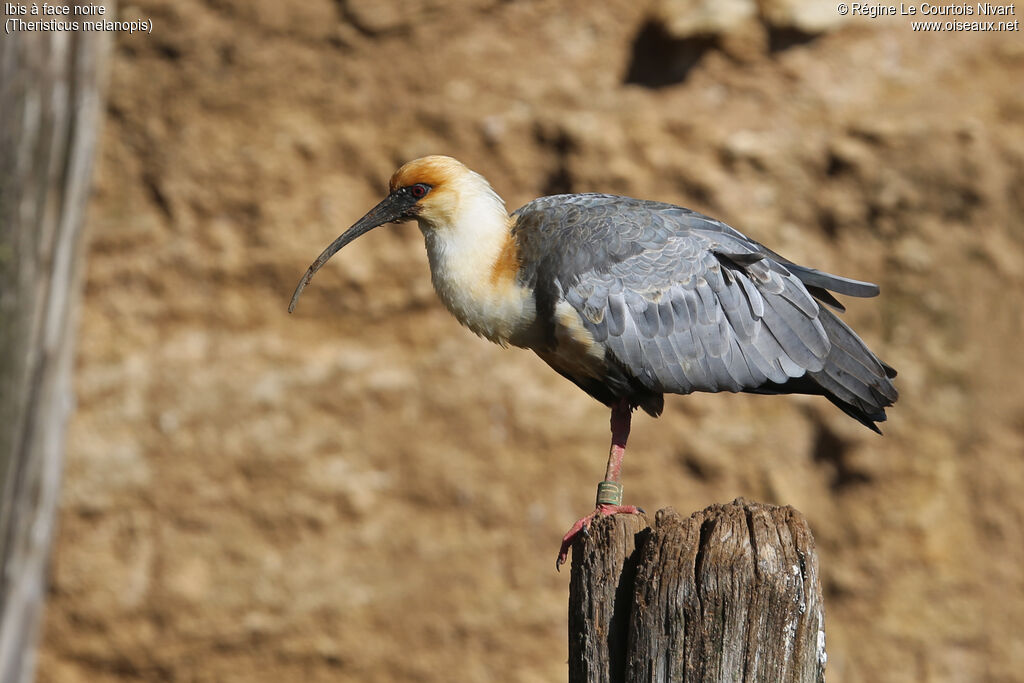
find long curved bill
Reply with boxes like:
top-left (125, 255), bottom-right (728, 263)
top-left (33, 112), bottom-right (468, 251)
top-left (288, 191), bottom-right (416, 313)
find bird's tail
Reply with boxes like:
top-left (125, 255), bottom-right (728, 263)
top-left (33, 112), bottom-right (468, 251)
top-left (806, 307), bottom-right (898, 433)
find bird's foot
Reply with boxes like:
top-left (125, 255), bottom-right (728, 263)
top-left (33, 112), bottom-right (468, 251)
top-left (555, 502), bottom-right (644, 571)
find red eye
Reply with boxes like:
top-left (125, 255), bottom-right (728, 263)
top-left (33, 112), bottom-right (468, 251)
top-left (410, 183), bottom-right (429, 199)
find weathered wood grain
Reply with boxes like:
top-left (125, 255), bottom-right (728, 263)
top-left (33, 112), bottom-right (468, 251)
top-left (568, 512), bottom-right (650, 683)
top-left (0, 10), bottom-right (112, 682)
top-left (568, 499), bottom-right (825, 683)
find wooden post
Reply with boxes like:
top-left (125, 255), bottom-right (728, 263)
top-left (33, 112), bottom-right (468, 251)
top-left (568, 499), bottom-right (825, 683)
top-left (0, 9), bottom-right (112, 682)
top-left (568, 512), bottom-right (651, 682)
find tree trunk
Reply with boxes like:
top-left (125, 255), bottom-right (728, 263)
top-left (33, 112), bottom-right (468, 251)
top-left (0, 10), bottom-right (112, 682)
top-left (568, 499), bottom-right (826, 683)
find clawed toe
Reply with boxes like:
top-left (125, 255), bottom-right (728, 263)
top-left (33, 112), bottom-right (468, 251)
top-left (555, 503), bottom-right (644, 571)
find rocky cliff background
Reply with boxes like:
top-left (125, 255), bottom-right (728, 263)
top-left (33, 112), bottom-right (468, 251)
top-left (35, 0), bottom-right (1024, 681)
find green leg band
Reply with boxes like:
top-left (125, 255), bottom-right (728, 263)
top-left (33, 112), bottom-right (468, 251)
top-left (595, 480), bottom-right (624, 506)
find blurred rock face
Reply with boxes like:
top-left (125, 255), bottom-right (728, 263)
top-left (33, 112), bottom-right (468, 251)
top-left (38, 2), bottom-right (1024, 682)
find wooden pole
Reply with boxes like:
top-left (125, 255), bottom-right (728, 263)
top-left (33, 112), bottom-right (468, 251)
top-left (568, 499), bottom-right (825, 683)
top-left (0, 9), bottom-right (112, 682)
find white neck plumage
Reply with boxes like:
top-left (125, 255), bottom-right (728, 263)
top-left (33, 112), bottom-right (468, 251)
top-left (417, 177), bottom-right (535, 346)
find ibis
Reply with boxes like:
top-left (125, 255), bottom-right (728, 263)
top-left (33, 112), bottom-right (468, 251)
top-left (289, 155), bottom-right (898, 569)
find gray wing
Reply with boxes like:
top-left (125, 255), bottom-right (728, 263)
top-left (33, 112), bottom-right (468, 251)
top-left (514, 195), bottom-right (832, 395)
top-left (566, 236), bottom-right (829, 394)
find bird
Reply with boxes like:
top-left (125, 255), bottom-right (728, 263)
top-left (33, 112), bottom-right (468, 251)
top-left (288, 155), bottom-right (898, 570)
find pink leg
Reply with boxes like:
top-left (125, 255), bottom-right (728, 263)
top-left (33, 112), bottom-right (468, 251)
top-left (604, 398), bottom-right (631, 481)
top-left (556, 400), bottom-right (644, 570)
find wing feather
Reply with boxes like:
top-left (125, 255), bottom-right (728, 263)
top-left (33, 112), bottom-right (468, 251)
top-left (653, 335), bottom-right (690, 390)
top-left (512, 194), bottom-right (893, 423)
top-left (738, 275), bottom-right (765, 318)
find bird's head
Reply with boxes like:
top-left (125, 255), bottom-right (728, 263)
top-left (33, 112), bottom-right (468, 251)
top-left (288, 155), bottom-right (501, 312)
top-left (386, 155), bottom-right (470, 230)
